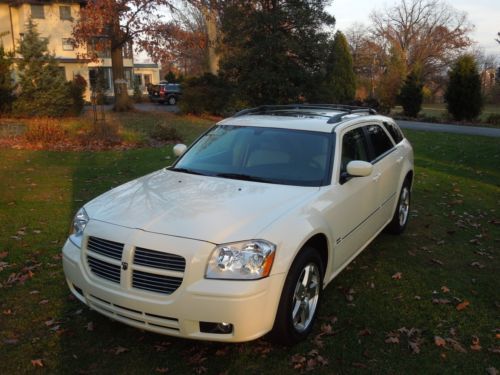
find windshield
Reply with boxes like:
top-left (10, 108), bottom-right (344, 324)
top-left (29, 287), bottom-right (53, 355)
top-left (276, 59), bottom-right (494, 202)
top-left (173, 125), bottom-right (333, 186)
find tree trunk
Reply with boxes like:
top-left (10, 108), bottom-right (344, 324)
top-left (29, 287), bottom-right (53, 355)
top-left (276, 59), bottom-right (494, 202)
top-left (201, 4), bottom-right (219, 75)
top-left (110, 14), bottom-right (131, 112)
top-left (110, 44), bottom-right (131, 111)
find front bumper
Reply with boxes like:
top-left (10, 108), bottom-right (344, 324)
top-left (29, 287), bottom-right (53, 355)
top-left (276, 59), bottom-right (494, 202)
top-left (62, 221), bottom-right (285, 342)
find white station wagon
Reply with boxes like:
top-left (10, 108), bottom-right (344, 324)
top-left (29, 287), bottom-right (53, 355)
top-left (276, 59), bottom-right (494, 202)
top-left (63, 105), bottom-right (414, 344)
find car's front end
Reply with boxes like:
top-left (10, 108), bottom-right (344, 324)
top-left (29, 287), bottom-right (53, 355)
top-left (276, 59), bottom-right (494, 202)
top-left (63, 213), bottom-right (287, 342)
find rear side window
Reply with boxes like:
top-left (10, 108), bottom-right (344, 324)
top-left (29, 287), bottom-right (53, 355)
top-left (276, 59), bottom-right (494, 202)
top-left (365, 125), bottom-right (394, 160)
top-left (383, 122), bottom-right (404, 144)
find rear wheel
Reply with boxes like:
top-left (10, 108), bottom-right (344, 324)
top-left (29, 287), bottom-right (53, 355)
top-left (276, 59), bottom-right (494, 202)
top-left (168, 96), bottom-right (177, 105)
top-left (387, 180), bottom-right (411, 234)
top-left (268, 247), bottom-right (323, 345)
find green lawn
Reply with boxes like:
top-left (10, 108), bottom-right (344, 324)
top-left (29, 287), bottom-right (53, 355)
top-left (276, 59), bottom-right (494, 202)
top-left (0, 125), bottom-right (499, 374)
top-left (393, 103), bottom-right (500, 124)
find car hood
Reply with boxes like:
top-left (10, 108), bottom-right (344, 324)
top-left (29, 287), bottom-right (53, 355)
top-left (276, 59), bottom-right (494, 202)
top-left (84, 169), bottom-right (318, 244)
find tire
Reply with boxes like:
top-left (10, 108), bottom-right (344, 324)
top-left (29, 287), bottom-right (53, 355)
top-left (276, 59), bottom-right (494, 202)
top-left (168, 96), bottom-right (176, 105)
top-left (268, 246), bottom-right (324, 345)
top-left (386, 180), bottom-right (411, 234)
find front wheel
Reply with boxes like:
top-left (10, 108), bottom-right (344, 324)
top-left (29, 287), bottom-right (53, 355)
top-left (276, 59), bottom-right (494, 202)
top-left (268, 247), bottom-right (323, 345)
top-left (386, 180), bottom-right (411, 234)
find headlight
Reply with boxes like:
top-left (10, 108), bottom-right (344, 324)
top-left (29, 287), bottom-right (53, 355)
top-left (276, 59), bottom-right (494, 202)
top-left (69, 207), bottom-right (89, 248)
top-left (206, 240), bottom-right (276, 280)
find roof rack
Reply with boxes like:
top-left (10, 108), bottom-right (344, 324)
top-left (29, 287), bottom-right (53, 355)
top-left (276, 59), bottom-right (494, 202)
top-left (232, 104), bottom-right (377, 123)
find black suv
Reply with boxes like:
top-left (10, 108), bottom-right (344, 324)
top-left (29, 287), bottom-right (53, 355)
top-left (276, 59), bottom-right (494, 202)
top-left (148, 82), bottom-right (182, 105)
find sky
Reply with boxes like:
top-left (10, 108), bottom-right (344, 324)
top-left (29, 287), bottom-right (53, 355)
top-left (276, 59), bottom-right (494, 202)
top-left (327, 0), bottom-right (500, 57)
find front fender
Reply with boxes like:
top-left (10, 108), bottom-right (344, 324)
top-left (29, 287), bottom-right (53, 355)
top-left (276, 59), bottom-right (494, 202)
top-left (255, 207), bottom-right (334, 278)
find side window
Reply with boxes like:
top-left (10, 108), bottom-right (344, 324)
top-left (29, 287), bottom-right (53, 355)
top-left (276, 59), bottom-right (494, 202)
top-left (340, 128), bottom-right (370, 174)
top-left (365, 125), bottom-right (394, 160)
top-left (383, 122), bottom-right (404, 144)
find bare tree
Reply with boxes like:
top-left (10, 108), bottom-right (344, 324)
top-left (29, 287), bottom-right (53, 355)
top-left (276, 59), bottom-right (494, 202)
top-left (141, 3), bottom-right (208, 76)
top-left (370, 0), bottom-right (473, 80)
top-left (345, 23), bottom-right (385, 98)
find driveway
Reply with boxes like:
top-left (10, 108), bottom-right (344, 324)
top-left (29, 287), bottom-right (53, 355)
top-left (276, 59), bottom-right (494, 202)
top-left (396, 120), bottom-right (500, 138)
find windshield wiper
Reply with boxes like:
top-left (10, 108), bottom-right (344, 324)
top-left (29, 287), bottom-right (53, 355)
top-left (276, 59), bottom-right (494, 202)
top-left (169, 167), bottom-right (206, 176)
top-left (215, 173), bottom-right (270, 183)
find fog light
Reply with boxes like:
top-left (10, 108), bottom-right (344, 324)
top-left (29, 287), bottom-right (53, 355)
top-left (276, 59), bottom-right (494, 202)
top-left (200, 321), bottom-right (234, 334)
top-left (216, 322), bottom-right (233, 334)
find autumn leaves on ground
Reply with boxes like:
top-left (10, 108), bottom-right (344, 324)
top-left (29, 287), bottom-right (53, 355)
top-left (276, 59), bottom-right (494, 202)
top-left (0, 114), bottom-right (499, 374)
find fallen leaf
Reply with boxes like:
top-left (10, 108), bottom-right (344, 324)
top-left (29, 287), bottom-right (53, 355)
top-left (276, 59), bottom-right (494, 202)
top-left (409, 341), bottom-right (421, 354)
top-left (320, 323), bottom-right (334, 335)
top-left (3, 338), bottom-right (19, 344)
top-left (0, 251), bottom-right (7, 259)
top-left (470, 336), bottom-right (481, 351)
top-left (31, 359), bottom-right (43, 367)
top-left (385, 336), bottom-right (400, 344)
top-left (446, 338), bottom-right (467, 353)
top-left (155, 368), bottom-right (169, 373)
top-left (456, 300), bottom-right (470, 311)
top-left (392, 272), bottom-right (403, 280)
top-left (441, 286), bottom-right (450, 293)
top-left (111, 346), bottom-right (129, 355)
top-left (486, 367), bottom-right (498, 375)
top-left (431, 258), bottom-right (444, 266)
top-left (470, 262), bottom-right (485, 269)
top-left (358, 328), bottom-right (372, 336)
top-left (435, 336), bottom-right (446, 347)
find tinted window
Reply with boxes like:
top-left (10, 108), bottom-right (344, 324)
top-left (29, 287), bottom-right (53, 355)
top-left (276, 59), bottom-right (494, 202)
top-left (175, 126), bottom-right (332, 186)
top-left (341, 128), bottom-right (370, 174)
top-left (365, 125), bottom-right (393, 160)
top-left (383, 122), bottom-right (404, 144)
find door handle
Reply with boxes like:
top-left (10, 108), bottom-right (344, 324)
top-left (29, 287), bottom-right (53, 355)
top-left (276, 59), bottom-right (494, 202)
top-left (372, 172), bottom-right (381, 182)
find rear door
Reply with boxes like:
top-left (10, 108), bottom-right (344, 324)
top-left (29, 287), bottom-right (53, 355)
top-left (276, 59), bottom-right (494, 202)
top-left (363, 123), bottom-right (400, 226)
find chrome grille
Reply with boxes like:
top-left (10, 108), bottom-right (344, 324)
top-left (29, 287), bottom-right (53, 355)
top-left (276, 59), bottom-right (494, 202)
top-left (87, 236), bottom-right (124, 260)
top-left (133, 247), bottom-right (186, 272)
top-left (132, 270), bottom-right (182, 295)
top-left (87, 256), bottom-right (121, 283)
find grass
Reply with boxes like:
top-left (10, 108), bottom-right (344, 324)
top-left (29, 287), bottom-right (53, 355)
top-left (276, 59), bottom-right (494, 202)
top-left (0, 123), bottom-right (499, 374)
top-left (392, 103), bottom-right (500, 127)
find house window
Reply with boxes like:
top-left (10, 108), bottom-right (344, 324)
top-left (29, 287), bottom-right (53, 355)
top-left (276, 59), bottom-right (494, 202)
top-left (59, 6), bottom-right (72, 20)
top-left (31, 5), bottom-right (45, 19)
top-left (134, 74), bottom-right (142, 86)
top-left (89, 68), bottom-right (111, 90)
top-left (62, 38), bottom-right (74, 51)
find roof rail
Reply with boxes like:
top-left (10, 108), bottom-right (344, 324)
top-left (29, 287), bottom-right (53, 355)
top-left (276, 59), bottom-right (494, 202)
top-left (233, 104), bottom-right (377, 122)
top-left (327, 108), bottom-right (377, 123)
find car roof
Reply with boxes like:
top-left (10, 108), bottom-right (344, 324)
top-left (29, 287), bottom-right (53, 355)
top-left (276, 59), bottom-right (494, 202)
top-left (217, 105), bottom-right (392, 133)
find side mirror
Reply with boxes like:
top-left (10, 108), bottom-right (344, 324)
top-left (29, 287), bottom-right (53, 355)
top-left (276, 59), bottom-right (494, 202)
top-left (346, 160), bottom-right (373, 177)
top-left (173, 143), bottom-right (187, 157)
